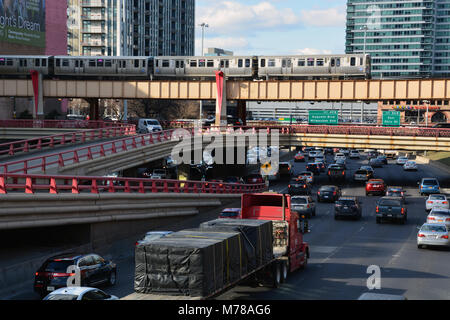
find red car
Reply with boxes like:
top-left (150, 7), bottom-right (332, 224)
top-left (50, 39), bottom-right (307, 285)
top-left (294, 153), bottom-right (305, 162)
top-left (219, 208), bottom-right (241, 219)
top-left (366, 179), bottom-right (386, 196)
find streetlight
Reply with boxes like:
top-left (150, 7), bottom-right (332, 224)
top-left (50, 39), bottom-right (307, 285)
top-left (199, 22), bottom-right (209, 56)
top-left (198, 22), bottom-right (209, 122)
top-left (423, 100), bottom-right (430, 127)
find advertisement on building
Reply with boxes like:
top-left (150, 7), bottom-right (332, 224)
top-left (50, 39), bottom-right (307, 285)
top-left (0, 0), bottom-right (46, 48)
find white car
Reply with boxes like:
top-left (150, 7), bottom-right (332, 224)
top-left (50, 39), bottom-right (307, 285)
top-left (43, 287), bottom-right (119, 300)
top-left (298, 171), bottom-right (314, 184)
top-left (349, 150), bottom-right (360, 159)
top-left (334, 153), bottom-right (346, 162)
top-left (137, 118), bottom-right (163, 134)
top-left (396, 156), bottom-right (409, 165)
top-left (426, 194), bottom-right (449, 212)
top-left (339, 149), bottom-right (350, 155)
top-left (403, 160), bottom-right (418, 171)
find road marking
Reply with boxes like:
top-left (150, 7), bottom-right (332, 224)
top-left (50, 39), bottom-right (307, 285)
top-left (310, 246), bottom-right (339, 254)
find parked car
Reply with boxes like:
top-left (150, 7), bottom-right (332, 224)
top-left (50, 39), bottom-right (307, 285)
top-left (298, 171), bottom-right (314, 184)
top-left (294, 152), bottom-right (305, 162)
top-left (136, 231), bottom-right (172, 246)
top-left (317, 185), bottom-right (341, 203)
top-left (417, 223), bottom-right (450, 249)
top-left (43, 287), bottom-right (119, 300)
top-left (375, 197), bottom-right (407, 224)
top-left (353, 169), bottom-right (372, 182)
top-left (137, 118), bottom-right (163, 134)
top-left (334, 197), bottom-right (362, 220)
top-left (219, 208), bottom-right (241, 219)
top-left (403, 160), bottom-right (418, 171)
top-left (386, 186), bottom-right (406, 203)
top-left (426, 209), bottom-right (450, 228)
top-left (425, 194), bottom-right (449, 212)
top-left (349, 150), bottom-right (360, 159)
top-left (369, 157), bottom-right (383, 168)
top-left (327, 164), bottom-right (346, 181)
top-left (306, 163), bottom-right (320, 176)
top-left (34, 253), bottom-right (117, 297)
top-left (396, 156), bottom-right (409, 165)
top-left (288, 178), bottom-right (311, 196)
top-left (366, 179), bottom-right (386, 196)
top-left (291, 196), bottom-right (316, 218)
top-left (418, 178), bottom-right (440, 196)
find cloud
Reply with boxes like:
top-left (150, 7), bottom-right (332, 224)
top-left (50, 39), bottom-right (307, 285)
top-left (300, 7), bottom-right (346, 27)
top-left (294, 48), bottom-right (333, 55)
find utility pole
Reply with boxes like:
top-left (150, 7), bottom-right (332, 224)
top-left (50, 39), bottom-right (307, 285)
top-left (198, 22), bottom-right (209, 123)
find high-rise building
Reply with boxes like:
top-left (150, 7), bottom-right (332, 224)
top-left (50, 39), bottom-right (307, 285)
top-left (346, 0), bottom-right (450, 79)
top-left (68, 0), bottom-right (195, 57)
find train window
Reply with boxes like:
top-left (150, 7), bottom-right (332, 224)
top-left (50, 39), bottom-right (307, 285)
top-left (282, 59), bottom-right (286, 68)
top-left (75, 60), bottom-right (79, 68)
top-left (105, 60), bottom-right (112, 67)
top-left (331, 58), bottom-right (335, 67)
top-left (142, 60), bottom-right (145, 68)
top-left (316, 59), bottom-right (324, 66)
top-left (162, 60), bottom-right (170, 67)
top-left (42, 59), bottom-right (46, 67)
top-left (336, 58), bottom-right (341, 67)
top-left (350, 57), bottom-right (356, 66)
top-left (307, 59), bottom-right (314, 67)
top-left (268, 59), bottom-right (275, 67)
top-left (360, 58), bottom-right (363, 65)
top-left (6, 59), bottom-right (13, 66)
top-left (97, 59), bottom-right (104, 67)
top-left (35, 59), bottom-right (40, 67)
top-left (245, 59), bottom-right (250, 68)
top-left (62, 60), bottom-right (69, 67)
top-left (56, 59), bottom-right (60, 67)
top-left (298, 60), bottom-right (305, 67)
top-left (0, 58), bottom-right (4, 66)
top-left (155, 60), bottom-right (159, 68)
top-left (176, 61), bottom-right (179, 68)
top-left (207, 60), bottom-right (214, 67)
top-left (89, 60), bottom-right (96, 67)
top-left (180, 61), bottom-right (184, 68)
top-left (260, 59), bottom-right (265, 67)
top-left (238, 59), bottom-right (243, 68)
top-left (199, 59), bottom-right (206, 67)
top-left (134, 60), bottom-right (139, 68)
top-left (190, 60), bottom-right (197, 67)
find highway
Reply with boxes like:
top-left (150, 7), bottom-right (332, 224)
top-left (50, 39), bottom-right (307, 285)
top-left (5, 150), bottom-right (450, 300)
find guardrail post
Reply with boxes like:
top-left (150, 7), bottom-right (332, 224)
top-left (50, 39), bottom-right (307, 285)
top-left (87, 147), bottom-right (93, 160)
top-left (49, 178), bottom-right (58, 194)
top-left (50, 137), bottom-right (54, 148)
top-left (23, 141), bottom-right (29, 153)
top-left (71, 178), bottom-right (79, 194)
top-left (122, 140), bottom-right (127, 151)
top-left (0, 176), bottom-right (6, 194)
top-left (61, 135), bottom-right (65, 145)
top-left (8, 144), bottom-right (14, 156)
top-left (131, 138), bottom-right (137, 149)
top-left (139, 181), bottom-right (145, 193)
top-left (163, 181), bottom-right (169, 193)
top-left (100, 145), bottom-right (105, 157)
top-left (111, 143), bottom-right (117, 154)
top-left (25, 177), bottom-right (34, 194)
top-left (91, 179), bottom-right (98, 194)
top-left (73, 150), bottom-right (79, 163)
top-left (124, 180), bottom-right (130, 193)
top-left (108, 180), bottom-right (115, 193)
top-left (183, 182), bottom-right (189, 193)
top-left (193, 183), bottom-right (198, 193)
top-left (58, 154), bottom-right (64, 167)
top-left (152, 180), bottom-right (157, 193)
top-left (36, 139), bottom-right (42, 151)
top-left (71, 133), bottom-right (76, 144)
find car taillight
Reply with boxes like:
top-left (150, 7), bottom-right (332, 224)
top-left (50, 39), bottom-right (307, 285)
top-left (288, 185), bottom-right (291, 188)
top-left (306, 204), bottom-right (310, 209)
top-left (446, 218), bottom-right (450, 222)
top-left (317, 191), bottom-right (321, 195)
top-left (441, 235), bottom-right (449, 239)
top-left (50, 272), bottom-right (76, 277)
top-left (401, 208), bottom-right (405, 215)
top-left (428, 217), bottom-right (435, 220)
top-left (342, 171), bottom-right (345, 175)
top-left (303, 185), bottom-right (306, 189)
top-left (418, 234), bottom-right (426, 237)
top-left (427, 201), bottom-right (433, 204)
top-left (333, 191), bottom-right (337, 195)
top-left (443, 201), bottom-right (448, 204)
top-left (376, 206), bottom-right (379, 213)
top-left (328, 171), bottom-right (331, 175)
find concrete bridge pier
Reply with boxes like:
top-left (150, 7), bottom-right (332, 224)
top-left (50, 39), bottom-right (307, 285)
top-left (86, 98), bottom-right (100, 120)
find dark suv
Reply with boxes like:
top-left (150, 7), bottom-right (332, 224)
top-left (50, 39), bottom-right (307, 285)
top-left (335, 197), bottom-right (362, 220)
top-left (34, 253), bottom-right (117, 297)
top-left (306, 163), bottom-right (320, 176)
top-left (288, 178), bottom-right (311, 196)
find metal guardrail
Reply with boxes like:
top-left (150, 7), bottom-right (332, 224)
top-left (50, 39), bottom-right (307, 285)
top-left (0, 173), bottom-right (267, 195)
top-left (0, 125), bottom-right (136, 157)
top-left (0, 119), bottom-right (130, 129)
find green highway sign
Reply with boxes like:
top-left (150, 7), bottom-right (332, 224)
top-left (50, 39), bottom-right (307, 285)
top-left (308, 110), bottom-right (339, 125)
top-left (382, 111), bottom-right (401, 127)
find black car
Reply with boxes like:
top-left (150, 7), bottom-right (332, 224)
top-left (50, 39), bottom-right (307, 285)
top-left (324, 148), bottom-right (334, 155)
top-left (369, 157), bottom-right (383, 168)
top-left (327, 164), bottom-right (346, 181)
top-left (317, 185), bottom-right (341, 203)
top-left (224, 176), bottom-right (245, 184)
top-left (288, 178), bottom-right (311, 196)
top-left (335, 197), bottom-right (362, 220)
top-left (34, 253), bottom-right (117, 297)
top-left (377, 155), bottom-right (388, 165)
top-left (306, 163), bottom-right (320, 176)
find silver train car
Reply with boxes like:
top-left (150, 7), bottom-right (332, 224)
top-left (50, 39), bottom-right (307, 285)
top-left (0, 55), bottom-right (53, 76)
top-left (258, 54), bottom-right (370, 79)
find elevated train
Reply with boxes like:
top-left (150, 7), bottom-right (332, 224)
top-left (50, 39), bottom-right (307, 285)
top-left (0, 54), bottom-right (371, 80)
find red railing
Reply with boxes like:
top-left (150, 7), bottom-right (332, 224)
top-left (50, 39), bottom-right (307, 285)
top-left (0, 128), bottom-right (189, 174)
top-left (0, 173), bottom-right (267, 195)
top-left (0, 125), bottom-right (136, 158)
top-left (0, 119), bottom-right (131, 129)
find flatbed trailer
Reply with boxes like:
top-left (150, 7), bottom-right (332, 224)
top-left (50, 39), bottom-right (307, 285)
top-left (122, 192), bottom-right (309, 300)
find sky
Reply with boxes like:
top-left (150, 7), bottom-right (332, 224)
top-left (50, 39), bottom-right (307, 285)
top-left (195, 0), bottom-right (347, 56)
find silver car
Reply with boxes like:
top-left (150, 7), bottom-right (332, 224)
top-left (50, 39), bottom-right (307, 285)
top-left (43, 287), bottom-right (119, 300)
top-left (291, 195), bottom-right (316, 218)
top-left (417, 223), bottom-right (450, 249)
top-left (425, 194), bottom-right (449, 212)
top-left (426, 209), bottom-right (450, 228)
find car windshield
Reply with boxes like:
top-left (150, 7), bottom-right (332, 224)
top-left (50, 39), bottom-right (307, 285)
top-left (320, 186), bottom-right (336, 191)
top-left (44, 260), bottom-right (75, 272)
top-left (292, 198), bottom-right (307, 204)
top-left (355, 170), bottom-right (368, 174)
top-left (431, 210), bottom-right (450, 216)
top-left (430, 195), bottom-right (446, 200)
top-left (421, 225), bottom-right (448, 233)
top-left (45, 294), bottom-right (79, 300)
top-left (290, 179), bottom-right (305, 184)
top-left (221, 211), bottom-right (239, 217)
top-left (336, 200), bottom-right (356, 206)
top-left (379, 199), bottom-right (402, 206)
top-left (145, 120), bottom-right (159, 125)
top-left (153, 170), bottom-right (165, 174)
top-left (423, 179), bottom-right (438, 186)
top-left (300, 172), bottom-right (312, 176)
top-left (387, 191), bottom-right (402, 196)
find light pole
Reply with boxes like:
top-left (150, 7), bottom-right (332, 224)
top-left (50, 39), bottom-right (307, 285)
top-left (423, 100), bottom-right (430, 127)
top-left (198, 23), bottom-right (209, 122)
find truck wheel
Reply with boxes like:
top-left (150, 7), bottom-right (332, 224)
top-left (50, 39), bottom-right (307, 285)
top-left (280, 261), bottom-right (288, 283)
top-left (272, 263), bottom-right (281, 288)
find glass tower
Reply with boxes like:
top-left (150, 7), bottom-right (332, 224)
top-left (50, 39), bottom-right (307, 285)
top-left (346, 0), bottom-right (450, 79)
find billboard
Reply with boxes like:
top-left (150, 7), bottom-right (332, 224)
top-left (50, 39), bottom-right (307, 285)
top-left (0, 0), bottom-right (46, 48)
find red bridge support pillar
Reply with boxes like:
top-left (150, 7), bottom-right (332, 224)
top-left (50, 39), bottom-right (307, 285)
top-left (215, 71), bottom-right (227, 127)
top-left (86, 98), bottom-right (100, 121)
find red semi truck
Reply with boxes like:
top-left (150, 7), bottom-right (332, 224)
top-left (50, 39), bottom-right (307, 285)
top-left (123, 192), bottom-right (309, 300)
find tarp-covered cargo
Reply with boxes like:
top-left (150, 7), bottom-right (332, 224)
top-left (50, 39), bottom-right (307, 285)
top-left (199, 219), bottom-right (274, 272)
